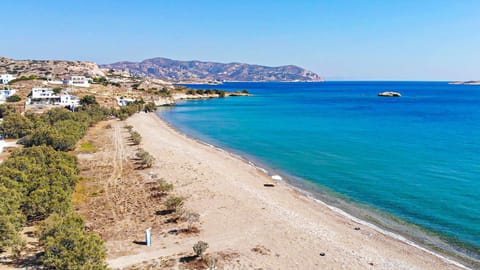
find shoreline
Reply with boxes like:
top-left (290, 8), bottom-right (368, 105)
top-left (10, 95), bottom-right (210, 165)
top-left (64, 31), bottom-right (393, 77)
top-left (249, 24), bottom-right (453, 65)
top-left (154, 113), bottom-right (472, 269)
top-left (111, 112), bottom-right (470, 269)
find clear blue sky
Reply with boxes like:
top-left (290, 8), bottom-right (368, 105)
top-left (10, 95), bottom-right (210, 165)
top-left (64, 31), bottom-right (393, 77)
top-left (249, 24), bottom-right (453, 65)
top-left (1, 0), bottom-right (479, 80)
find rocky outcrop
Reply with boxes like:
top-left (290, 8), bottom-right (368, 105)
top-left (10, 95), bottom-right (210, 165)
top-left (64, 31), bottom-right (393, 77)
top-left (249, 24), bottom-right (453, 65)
top-left (101, 57), bottom-right (323, 82)
top-left (378, 91), bottom-right (401, 97)
top-left (0, 57), bottom-right (105, 78)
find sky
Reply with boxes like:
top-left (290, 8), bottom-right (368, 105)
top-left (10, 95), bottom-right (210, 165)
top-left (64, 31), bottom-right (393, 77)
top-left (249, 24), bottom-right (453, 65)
top-left (1, 0), bottom-right (479, 80)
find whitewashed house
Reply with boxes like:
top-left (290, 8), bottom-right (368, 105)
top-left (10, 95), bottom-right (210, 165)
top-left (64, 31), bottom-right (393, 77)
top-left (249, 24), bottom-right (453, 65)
top-left (29, 87), bottom-right (79, 107)
top-left (0, 74), bottom-right (16, 84)
top-left (117, 97), bottom-right (136, 106)
top-left (0, 89), bottom-right (17, 104)
top-left (64, 76), bottom-right (90, 87)
top-left (60, 94), bottom-right (79, 106)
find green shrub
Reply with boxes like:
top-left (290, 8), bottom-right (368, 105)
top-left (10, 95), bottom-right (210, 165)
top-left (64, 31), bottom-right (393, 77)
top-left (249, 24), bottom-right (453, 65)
top-left (165, 195), bottom-right (184, 211)
top-left (39, 213), bottom-right (107, 270)
top-left (6, 95), bottom-right (21, 102)
top-left (130, 131), bottom-right (142, 145)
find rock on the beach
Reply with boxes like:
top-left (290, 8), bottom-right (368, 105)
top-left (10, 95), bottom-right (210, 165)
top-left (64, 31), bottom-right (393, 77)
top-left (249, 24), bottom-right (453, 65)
top-left (378, 91), bottom-right (401, 97)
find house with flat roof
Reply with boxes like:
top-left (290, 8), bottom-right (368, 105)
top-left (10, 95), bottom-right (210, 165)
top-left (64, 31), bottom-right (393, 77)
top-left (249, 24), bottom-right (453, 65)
top-left (63, 76), bottom-right (90, 87)
top-left (0, 89), bottom-right (17, 104)
top-left (29, 88), bottom-right (79, 107)
top-left (0, 74), bottom-right (16, 85)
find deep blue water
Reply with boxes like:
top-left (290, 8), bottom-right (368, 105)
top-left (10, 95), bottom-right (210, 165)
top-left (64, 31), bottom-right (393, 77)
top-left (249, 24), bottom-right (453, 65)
top-left (158, 82), bottom-right (480, 262)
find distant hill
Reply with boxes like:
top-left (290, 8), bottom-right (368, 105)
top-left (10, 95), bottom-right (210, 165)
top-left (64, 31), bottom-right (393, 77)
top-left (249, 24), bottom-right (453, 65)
top-left (101, 57), bottom-right (323, 82)
top-left (0, 57), bottom-right (105, 78)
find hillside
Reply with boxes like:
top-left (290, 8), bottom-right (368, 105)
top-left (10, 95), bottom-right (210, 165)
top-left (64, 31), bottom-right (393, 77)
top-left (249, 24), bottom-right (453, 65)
top-left (101, 57), bottom-right (323, 82)
top-left (0, 57), bottom-right (105, 78)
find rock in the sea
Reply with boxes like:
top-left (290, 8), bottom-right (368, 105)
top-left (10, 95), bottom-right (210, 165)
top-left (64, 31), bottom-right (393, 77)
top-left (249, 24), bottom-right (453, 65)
top-left (378, 91), bottom-right (401, 97)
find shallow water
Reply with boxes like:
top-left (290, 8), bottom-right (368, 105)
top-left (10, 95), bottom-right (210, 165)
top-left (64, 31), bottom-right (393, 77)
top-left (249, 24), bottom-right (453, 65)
top-left (158, 81), bottom-right (480, 263)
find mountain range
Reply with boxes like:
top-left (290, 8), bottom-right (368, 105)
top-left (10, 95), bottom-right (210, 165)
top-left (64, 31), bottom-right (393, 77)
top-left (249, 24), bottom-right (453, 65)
top-left (101, 57), bottom-right (323, 82)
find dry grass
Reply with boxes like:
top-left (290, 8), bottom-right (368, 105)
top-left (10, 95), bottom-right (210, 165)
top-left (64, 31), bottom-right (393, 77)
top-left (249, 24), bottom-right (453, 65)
top-left (77, 141), bottom-right (97, 153)
top-left (75, 119), bottom-right (201, 259)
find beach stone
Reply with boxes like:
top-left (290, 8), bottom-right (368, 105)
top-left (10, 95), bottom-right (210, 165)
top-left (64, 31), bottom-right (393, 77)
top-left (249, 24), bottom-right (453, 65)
top-left (354, 227), bottom-right (361, 231)
top-left (319, 252), bottom-right (326, 256)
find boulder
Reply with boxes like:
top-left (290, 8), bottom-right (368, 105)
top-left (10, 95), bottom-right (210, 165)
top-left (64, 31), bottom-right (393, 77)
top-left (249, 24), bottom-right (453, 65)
top-left (378, 91), bottom-right (401, 97)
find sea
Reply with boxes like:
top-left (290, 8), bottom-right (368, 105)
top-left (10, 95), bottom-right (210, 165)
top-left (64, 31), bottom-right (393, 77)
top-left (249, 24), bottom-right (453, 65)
top-left (157, 81), bottom-right (480, 266)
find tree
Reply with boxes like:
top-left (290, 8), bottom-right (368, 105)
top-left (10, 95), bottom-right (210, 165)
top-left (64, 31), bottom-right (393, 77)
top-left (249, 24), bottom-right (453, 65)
top-left (0, 113), bottom-right (34, 138)
top-left (39, 213), bottom-right (108, 270)
top-left (0, 184), bottom-right (25, 251)
top-left (79, 95), bottom-right (98, 106)
top-left (0, 104), bottom-right (16, 118)
top-left (6, 95), bottom-right (21, 103)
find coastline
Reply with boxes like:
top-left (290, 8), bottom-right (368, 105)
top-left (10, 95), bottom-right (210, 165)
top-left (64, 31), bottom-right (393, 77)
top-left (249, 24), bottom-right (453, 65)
top-left (155, 113), bottom-right (474, 269)
top-left (108, 112), bottom-right (470, 269)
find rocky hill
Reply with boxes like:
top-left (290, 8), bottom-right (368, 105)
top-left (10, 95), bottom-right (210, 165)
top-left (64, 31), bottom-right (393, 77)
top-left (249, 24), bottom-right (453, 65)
top-left (101, 57), bottom-right (323, 82)
top-left (0, 57), bottom-right (105, 78)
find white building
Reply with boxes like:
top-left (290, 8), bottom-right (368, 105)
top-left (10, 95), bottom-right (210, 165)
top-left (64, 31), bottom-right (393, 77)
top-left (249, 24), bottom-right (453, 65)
top-left (29, 88), bottom-right (79, 107)
top-left (64, 76), bottom-right (90, 87)
top-left (117, 97), bottom-right (136, 106)
top-left (0, 89), bottom-right (17, 104)
top-left (0, 74), bottom-right (16, 85)
top-left (60, 94), bottom-right (79, 106)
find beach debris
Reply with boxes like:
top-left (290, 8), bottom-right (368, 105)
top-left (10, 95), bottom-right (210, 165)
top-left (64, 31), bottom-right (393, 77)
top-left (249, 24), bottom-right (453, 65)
top-left (263, 183), bottom-right (275, 187)
top-left (354, 227), bottom-right (361, 231)
top-left (378, 91), bottom-right (401, 97)
top-left (251, 245), bottom-right (271, 255)
top-left (271, 175), bottom-right (282, 181)
top-left (369, 262), bottom-right (374, 266)
top-left (319, 252), bottom-right (326, 256)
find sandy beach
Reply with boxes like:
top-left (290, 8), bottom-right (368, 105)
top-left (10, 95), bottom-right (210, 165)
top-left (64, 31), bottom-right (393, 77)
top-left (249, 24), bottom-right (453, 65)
top-left (92, 112), bottom-right (469, 269)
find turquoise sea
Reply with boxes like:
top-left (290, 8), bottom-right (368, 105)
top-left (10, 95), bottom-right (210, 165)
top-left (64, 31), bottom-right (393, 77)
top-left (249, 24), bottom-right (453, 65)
top-left (157, 82), bottom-right (480, 266)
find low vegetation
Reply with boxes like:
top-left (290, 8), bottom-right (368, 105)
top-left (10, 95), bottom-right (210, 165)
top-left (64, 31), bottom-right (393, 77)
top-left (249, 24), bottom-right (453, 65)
top-left (135, 148), bottom-right (155, 168)
top-left (130, 131), bottom-right (142, 145)
top-left (7, 75), bottom-right (37, 84)
top-left (6, 94), bottom-right (21, 103)
top-left (0, 104), bottom-right (131, 269)
top-left (193, 241), bottom-right (209, 258)
top-left (78, 141), bottom-right (97, 153)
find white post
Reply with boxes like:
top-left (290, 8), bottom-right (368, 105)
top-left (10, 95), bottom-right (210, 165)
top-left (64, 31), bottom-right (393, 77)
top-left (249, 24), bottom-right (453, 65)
top-left (145, 227), bottom-right (152, 246)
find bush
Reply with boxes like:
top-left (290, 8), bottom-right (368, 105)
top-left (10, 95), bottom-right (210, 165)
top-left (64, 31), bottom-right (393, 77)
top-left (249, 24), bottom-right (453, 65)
top-left (157, 179), bottom-right (173, 194)
top-left (0, 104), bottom-right (16, 118)
top-left (6, 94), bottom-right (21, 102)
top-left (0, 184), bottom-right (25, 251)
top-left (193, 241), bottom-right (208, 258)
top-left (130, 131), bottom-right (142, 145)
top-left (143, 102), bottom-right (157, 113)
top-left (0, 113), bottom-right (34, 138)
top-left (39, 213), bottom-right (108, 270)
top-left (52, 87), bottom-right (62, 94)
top-left (165, 195), bottom-right (184, 211)
top-left (242, 89), bottom-right (249, 94)
top-left (80, 95), bottom-right (98, 106)
top-left (135, 148), bottom-right (155, 168)
top-left (182, 211), bottom-right (200, 230)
